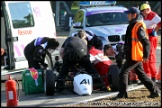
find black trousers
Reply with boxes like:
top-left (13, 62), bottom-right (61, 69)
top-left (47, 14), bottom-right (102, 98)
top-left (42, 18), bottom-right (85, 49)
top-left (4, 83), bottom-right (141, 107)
top-left (119, 59), bottom-right (159, 95)
top-left (116, 59), bottom-right (123, 69)
top-left (24, 47), bottom-right (44, 69)
top-left (59, 50), bottom-right (98, 79)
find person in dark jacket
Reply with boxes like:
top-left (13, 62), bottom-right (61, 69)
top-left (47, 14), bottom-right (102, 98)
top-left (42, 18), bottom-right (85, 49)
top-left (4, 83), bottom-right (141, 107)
top-left (24, 37), bottom-right (59, 69)
top-left (112, 7), bottom-right (160, 100)
top-left (57, 30), bottom-right (98, 90)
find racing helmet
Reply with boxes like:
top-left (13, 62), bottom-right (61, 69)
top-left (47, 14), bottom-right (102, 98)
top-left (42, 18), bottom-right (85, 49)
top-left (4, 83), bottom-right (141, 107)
top-left (140, 3), bottom-right (150, 11)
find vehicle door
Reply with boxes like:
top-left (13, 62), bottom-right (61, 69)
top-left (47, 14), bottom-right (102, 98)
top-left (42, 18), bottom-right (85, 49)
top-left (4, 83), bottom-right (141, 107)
top-left (4, 1), bottom-right (36, 69)
top-left (1, 2), bottom-right (15, 70)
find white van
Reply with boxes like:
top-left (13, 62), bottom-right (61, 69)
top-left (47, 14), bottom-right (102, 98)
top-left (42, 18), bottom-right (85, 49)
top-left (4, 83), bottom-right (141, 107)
top-left (1, 1), bottom-right (58, 76)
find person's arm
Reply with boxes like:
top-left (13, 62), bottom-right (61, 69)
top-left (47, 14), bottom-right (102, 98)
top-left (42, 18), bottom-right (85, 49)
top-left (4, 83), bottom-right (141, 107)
top-left (151, 14), bottom-right (161, 35)
top-left (137, 26), bottom-right (150, 61)
top-left (152, 14), bottom-right (161, 32)
top-left (59, 40), bottom-right (66, 59)
top-left (154, 25), bottom-right (161, 32)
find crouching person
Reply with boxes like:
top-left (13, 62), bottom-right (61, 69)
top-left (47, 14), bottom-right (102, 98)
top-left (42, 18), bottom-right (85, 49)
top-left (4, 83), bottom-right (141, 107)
top-left (57, 30), bottom-right (98, 91)
top-left (24, 37), bottom-right (59, 69)
top-left (88, 33), bottom-right (120, 91)
top-left (104, 43), bottom-right (124, 69)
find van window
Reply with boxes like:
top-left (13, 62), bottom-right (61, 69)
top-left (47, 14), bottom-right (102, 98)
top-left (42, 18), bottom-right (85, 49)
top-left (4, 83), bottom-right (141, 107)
top-left (8, 2), bottom-right (34, 28)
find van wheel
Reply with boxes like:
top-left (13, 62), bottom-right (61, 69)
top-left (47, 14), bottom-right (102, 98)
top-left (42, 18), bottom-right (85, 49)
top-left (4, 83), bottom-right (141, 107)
top-left (108, 64), bottom-right (119, 91)
top-left (44, 69), bottom-right (55, 96)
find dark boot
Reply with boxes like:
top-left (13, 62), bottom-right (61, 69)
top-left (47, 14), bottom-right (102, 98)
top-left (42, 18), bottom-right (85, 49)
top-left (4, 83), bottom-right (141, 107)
top-left (111, 92), bottom-right (128, 100)
top-left (148, 92), bottom-right (161, 98)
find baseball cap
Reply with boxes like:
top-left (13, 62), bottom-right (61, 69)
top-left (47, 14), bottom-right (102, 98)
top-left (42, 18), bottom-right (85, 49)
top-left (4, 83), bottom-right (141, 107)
top-left (140, 3), bottom-right (150, 11)
top-left (124, 7), bottom-right (140, 15)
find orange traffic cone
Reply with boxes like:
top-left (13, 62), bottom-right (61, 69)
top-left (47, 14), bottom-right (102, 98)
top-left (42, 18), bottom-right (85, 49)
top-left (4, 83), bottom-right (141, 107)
top-left (129, 70), bottom-right (138, 84)
top-left (156, 64), bottom-right (161, 83)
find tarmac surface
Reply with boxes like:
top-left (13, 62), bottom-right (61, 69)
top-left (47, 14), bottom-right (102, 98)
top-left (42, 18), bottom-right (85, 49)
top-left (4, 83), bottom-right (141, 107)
top-left (1, 82), bottom-right (144, 107)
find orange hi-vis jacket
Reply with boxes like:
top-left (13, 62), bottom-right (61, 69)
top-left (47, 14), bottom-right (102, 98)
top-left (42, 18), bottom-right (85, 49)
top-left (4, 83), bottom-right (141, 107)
top-left (131, 21), bottom-right (149, 61)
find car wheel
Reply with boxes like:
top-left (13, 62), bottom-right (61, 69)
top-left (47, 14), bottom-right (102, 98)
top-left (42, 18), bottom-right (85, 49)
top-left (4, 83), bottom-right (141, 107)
top-left (44, 69), bottom-right (55, 96)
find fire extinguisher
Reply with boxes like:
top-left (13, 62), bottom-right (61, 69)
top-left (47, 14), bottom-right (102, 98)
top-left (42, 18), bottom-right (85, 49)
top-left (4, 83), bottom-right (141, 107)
top-left (5, 75), bottom-right (20, 107)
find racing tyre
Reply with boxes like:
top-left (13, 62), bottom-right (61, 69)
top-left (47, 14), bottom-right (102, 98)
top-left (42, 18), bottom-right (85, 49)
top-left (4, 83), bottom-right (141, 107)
top-left (108, 64), bottom-right (119, 91)
top-left (44, 69), bottom-right (55, 96)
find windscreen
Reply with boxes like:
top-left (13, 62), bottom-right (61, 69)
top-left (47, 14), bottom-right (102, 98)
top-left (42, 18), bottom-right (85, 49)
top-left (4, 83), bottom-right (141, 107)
top-left (86, 11), bottom-right (128, 27)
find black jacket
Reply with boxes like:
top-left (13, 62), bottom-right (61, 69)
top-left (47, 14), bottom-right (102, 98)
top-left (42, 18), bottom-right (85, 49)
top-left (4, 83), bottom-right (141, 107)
top-left (24, 37), bottom-right (50, 62)
top-left (62, 37), bottom-right (88, 58)
top-left (124, 15), bottom-right (150, 60)
top-left (62, 37), bottom-right (87, 51)
top-left (25, 37), bottom-right (48, 54)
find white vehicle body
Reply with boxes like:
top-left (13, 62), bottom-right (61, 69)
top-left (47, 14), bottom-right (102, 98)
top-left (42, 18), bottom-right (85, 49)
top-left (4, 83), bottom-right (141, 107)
top-left (73, 73), bottom-right (93, 96)
top-left (1, 1), bottom-right (58, 76)
top-left (69, 2), bottom-right (129, 47)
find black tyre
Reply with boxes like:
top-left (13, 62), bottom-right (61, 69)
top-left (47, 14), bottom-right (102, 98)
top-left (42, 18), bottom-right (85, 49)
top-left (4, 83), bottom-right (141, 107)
top-left (44, 69), bottom-right (55, 96)
top-left (108, 64), bottom-right (119, 91)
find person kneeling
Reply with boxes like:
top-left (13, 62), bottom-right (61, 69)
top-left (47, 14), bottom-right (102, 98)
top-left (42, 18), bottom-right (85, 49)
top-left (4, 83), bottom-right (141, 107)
top-left (57, 30), bottom-right (98, 91)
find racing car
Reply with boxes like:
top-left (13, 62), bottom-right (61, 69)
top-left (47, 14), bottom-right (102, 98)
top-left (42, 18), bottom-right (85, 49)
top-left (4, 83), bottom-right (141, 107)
top-left (43, 56), bottom-right (119, 96)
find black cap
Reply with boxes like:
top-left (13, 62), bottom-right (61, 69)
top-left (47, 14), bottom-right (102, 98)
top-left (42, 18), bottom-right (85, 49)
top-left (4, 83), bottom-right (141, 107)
top-left (124, 7), bottom-right (140, 15)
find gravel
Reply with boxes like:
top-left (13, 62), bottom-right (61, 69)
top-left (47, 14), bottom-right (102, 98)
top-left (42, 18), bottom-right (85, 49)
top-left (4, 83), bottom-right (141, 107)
top-left (64, 87), bottom-right (161, 107)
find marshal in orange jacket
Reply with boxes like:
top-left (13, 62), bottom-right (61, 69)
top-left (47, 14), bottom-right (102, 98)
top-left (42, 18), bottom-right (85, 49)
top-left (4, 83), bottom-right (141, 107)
top-left (131, 21), bottom-right (149, 61)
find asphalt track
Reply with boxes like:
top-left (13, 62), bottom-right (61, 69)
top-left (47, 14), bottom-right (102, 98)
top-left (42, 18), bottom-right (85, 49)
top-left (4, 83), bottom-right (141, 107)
top-left (1, 81), bottom-right (144, 107)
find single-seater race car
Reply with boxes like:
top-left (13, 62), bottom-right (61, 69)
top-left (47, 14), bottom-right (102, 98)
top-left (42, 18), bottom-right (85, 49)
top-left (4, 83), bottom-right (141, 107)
top-left (43, 56), bottom-right (119, 96)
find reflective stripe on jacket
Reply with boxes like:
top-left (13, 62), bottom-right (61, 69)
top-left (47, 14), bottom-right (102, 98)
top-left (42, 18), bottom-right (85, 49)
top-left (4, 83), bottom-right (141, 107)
top-left (131, 21), bottom-right (148, 61)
